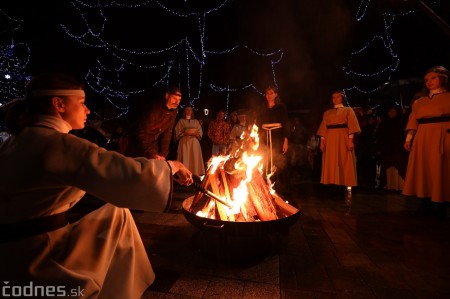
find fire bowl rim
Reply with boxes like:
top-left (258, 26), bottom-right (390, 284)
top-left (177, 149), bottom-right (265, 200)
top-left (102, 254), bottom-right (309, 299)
top-left (181, 195), bottom-right (301, 234)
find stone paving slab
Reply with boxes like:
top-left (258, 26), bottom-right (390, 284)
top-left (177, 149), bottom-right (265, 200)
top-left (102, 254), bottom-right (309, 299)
top-left (70, 182), bottom-right (450, 298)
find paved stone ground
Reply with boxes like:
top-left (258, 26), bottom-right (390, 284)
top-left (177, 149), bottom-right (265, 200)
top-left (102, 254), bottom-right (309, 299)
top-left (69, 175), bottom-right (450, 299)
top-left (130, 181), bottom-right (450, 299)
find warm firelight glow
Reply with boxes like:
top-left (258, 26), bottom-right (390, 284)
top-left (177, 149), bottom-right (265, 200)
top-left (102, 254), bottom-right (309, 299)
top-left (195, 199), bottom-right (215, 218)
top-left (190, 124), bottom-right (297, 222)
top-left (229, 180), bottom-right (248, 215)
top-left (196, 125), bottom-right (266, 217)
top-left (209, 155), bottom-right (230, 173)
top-left (249, 124), bottom-right (259, 151)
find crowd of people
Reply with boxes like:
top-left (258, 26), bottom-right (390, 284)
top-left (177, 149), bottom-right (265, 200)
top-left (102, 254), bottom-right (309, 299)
top-left (5, 70), bottom-right (444, 201)
top-left (2, 69), bottom-right (446, 202)
top-left (0, 65), bottom-right (449, 298)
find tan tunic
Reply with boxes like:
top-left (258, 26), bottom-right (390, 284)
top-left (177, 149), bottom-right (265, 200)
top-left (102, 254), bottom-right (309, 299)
top-left (403, 92), bottom-right (450, 202)
top-left (174, 118), bottom-right (205, 176)
top-left (0, 116), bottom-right (173, 298)
top-left (316, 107), bottom-right (361, 186)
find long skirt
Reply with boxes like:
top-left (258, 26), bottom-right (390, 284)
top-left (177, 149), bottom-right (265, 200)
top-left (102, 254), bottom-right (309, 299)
top-left (0, 204), bottom-right (153, 298)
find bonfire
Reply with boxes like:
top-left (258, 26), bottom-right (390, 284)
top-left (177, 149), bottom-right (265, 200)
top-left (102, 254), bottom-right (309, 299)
top-left (189, 125), bottom-right (298, 222)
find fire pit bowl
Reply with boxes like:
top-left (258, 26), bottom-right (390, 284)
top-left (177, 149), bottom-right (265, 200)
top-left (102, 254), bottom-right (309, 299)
top-left (182, 196), bottom-right (301, 236)
top-left (182, 195), bottom-right (301, 263)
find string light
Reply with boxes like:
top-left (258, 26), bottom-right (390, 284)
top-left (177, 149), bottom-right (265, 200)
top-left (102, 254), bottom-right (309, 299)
top-left (0, 9), bottom-right (23, 33)
top-left (0, 10), bottom-right (30, 105)
top-left (60, 0), bottom-right (282, 118)
top-left (342, 0), bottom-right (441, 106)
top-left (355, 0), bottom-right (371, 22)
top-left (2, 0), bottom-right (443, 118)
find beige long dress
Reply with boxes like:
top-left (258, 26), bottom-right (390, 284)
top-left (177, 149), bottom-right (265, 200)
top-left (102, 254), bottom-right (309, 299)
top-left (316, 107), bottom-right (361, 186)
top-left (403, 92), bottom-right (450, 202)
top-left (0, 115), bottom-right (174, 298)
top-left (174, 118), bottom-right (205, 176)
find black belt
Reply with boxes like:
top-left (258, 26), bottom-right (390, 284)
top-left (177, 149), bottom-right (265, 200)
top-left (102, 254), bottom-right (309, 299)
top-left (0, 211), bottom-right (68, 243)
top-left (327, 124), bottom-right (348, 129)
top-left (417, 116), bottom-right (450, 124)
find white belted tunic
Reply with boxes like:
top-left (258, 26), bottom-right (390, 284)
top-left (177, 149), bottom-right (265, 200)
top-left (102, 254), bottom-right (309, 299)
top-left (0, 115), bottom-right (174, 298)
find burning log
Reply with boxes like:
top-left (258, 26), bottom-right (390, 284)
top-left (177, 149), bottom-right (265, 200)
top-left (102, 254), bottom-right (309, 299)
top-left (209, 169), bottom-right (230, 221)
top-left (189, 160), bottom-right (297, 222)
top-left (272, 193), bottom-right (299, 217)
top-left (190, 194), bottom-right (210, 215)
top-left (246, 170), bottom-right (278, 221)
top-left (190, 171), bottom-right (211, 211)
top-left (188, 124), bottom-right (298, 222)
top-left (220, 169), bottom-right (235, 221)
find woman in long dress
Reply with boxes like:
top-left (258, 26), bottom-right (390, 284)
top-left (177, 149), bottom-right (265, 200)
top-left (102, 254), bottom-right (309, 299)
top-left (316, 90), bottom-right (361, 194)
top-left (174, 106), bottom-right (205, 176)
top-left (403, 66), bottom-right (450, 218)
top-left (255, 86), bottom-right (290, 191)
top-left (0, 73), bottom-right (193, 299)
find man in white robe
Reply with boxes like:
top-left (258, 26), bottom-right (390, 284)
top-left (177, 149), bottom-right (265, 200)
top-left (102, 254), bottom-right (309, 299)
top-left (0, 73), bottom-right (192, 298)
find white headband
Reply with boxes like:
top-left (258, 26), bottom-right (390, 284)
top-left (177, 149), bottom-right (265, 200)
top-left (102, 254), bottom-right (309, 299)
top-left (31, 89), bottom-right (85, 97)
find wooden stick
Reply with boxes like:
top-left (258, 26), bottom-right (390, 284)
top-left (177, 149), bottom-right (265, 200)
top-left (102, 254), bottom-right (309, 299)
top-left (190, 193), bottom-right (208, 215)
top-left (209, 169), bottom-right (229, 221)
top-left (239, 198), bottom-right (252, 221)
top-left (272, 193), bottom-right (299, 216)
top-left (252, 169), bottom-right (275, 207)
top-left (246, 182), bottom-right (277, 221)
top-left (190, 174), bottom-right (211, 212)
top-left (248, 171), bottom-right (278, 220)
top-left (220, 168), bottom-right (235, 221)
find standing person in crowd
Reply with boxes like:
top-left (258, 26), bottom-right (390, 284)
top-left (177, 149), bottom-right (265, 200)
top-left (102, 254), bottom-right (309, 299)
top-left (316, 90), bottom-right (361, 196)
top-left (0, 73), bottom-right (193, 299)
top-left (403, 66), bottom-right (450, 218)
top-left (376, 105), bottom-right (409, 192)
top-left (207, 109), bottom-right (231, 156)
top-left (287, 116), bottom-right (310, 184)
top-left (228, 110), bottom-right (239, 128)
top-left (174, 105), bottom-right (205, 176)
top-left (307, 133), bottom-right (322, 182)
top-left (198, 117), bottom-right (212, 163)
top-left (228, 110), bottom-right (249, 156)
top-left (357, 113), bottom-right (379, 187)
top-left (256, 86), bottom-right (290, 191)
top-left (288, 116), bottom-right (309, 170)
top-left (125, 86), bottom-right (182, 160)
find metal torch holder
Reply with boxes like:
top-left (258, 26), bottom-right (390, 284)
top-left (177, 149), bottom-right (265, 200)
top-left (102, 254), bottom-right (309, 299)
top-left (261, 123), bottom-right (282, 177)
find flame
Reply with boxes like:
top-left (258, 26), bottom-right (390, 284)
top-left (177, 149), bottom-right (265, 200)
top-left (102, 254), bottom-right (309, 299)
top-left (249, 124), bottom-right (259, 151)
top-left (208, 155), bottom-right (229, 173)
top-left (200, 124), bottom-right (267, 218)
top-left (230, 180), bottom-right (248, 214)
top-left (195, 199), bottom-right (216, 218)
top-left (190, 124), bottom-right (296, 222)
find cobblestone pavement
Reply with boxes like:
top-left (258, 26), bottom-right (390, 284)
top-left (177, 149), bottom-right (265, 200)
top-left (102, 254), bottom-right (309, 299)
top-left (129, 181), bottom-right (450, 299)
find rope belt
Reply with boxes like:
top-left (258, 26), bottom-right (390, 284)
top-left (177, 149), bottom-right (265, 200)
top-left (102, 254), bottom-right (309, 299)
top-left (417, 116), bottom-right (450, 124)
top-left (0, 211), bottom-right (68, 243)
top-left (327, 124), bottom-right (348, 129)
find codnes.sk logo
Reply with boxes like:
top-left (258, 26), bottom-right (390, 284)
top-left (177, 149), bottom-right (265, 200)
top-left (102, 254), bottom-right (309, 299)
top-left (2, 281), bottom-right (84, 297)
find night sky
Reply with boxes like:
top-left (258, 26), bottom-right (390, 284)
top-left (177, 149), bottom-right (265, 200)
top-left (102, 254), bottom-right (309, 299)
top-left (1, 0), bottom-right (450, 126)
